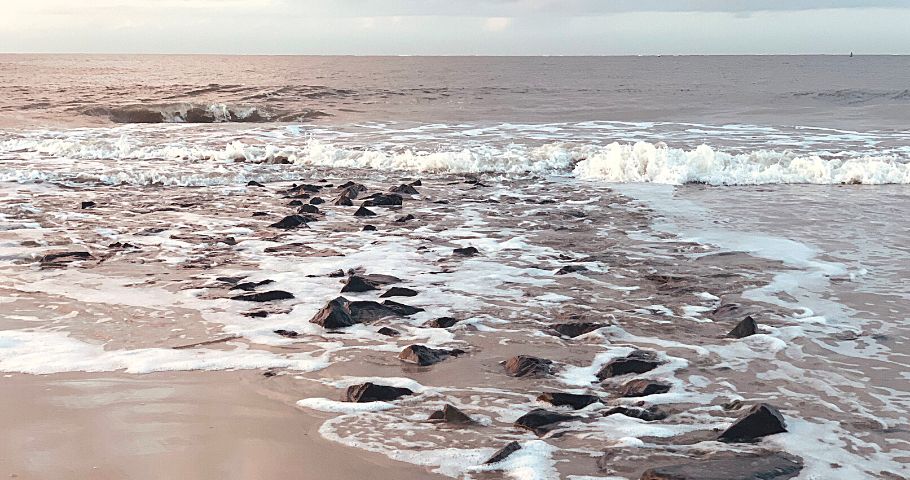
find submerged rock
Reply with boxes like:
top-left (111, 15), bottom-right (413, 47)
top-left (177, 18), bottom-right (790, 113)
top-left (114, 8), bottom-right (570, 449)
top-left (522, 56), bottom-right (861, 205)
top-left (639, 452), bottom-right (803, 480)
top-left (343, 382), bottom-right (413, 403)
top-left (596, 350), bottom-right (663, 380)
top-left (394, 214), bottom-right (415, 223)
top-left (428, 404), bottom-right (475, 425)
top-left (349, 300), bottom-right (404, 322)
top-left (618, 379), bottom-right (671, 398)
top-left (81, 201), bottom-right (97, 209)
top-left (555, 265), bottom-right (588, 275)
top-left (514, 408), bottom-right (577, 436)
top-left (231, 290), bottom-right (294, 302)
top-left (310, 296), bottom-right (358, 328)
top-left (423, 317), bottom-right (459, 328)
top-left (603, 405), bottom-right (668, 421)
top-left (504, 355), bottom-right (554, 377)
top-left (537, 392), bottom-right (600, 410)
top-left (377, 326), bottom-right (401, 337)
top-left (40, 251), bottom-right (93, 264)
top-left (485, 441), bottom-right (522, 464)
top-left (363, 193), bottom-right (403, 207)
top-left (390, 184), bottom-right (419, 195)
top-left (354, 206), bottom-right (377, 217)
top-left (399, 345), bottom-right (465, 366)
top-left (334, 195), bottom-right (354, 206)
top-left (728, 316), bottom-right (759, 338)
top-left (230, 279), bottom-right (275, 291)
top-left (550, 322), bottom-right (605, 338)
top-left (719, 403), bottom-right (788, 442)
top-left (380, 287), bottom-right (419, 298)
top-left (453, 246), bottom-right (479, 257)
top-left (246, 181), bottom-right (265, 188)
top-left (309, 197), bottom-right (325, 205)
top-left (297, 204), bottom-right (320, 214)
top-left (273, 329), bottom-right (298, 338)
top-left (341, 275), bottom-right (380, 293)
top-left (382, 300), bottom-right (424, 316)
top-left (269, 215), bottom-right (311, 229)
top-left (362, 225), bottom-right (377, 231)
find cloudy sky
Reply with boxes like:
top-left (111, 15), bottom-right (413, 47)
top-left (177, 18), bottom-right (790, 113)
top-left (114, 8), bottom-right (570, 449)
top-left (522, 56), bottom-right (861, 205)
top-left (2, 0), bottom-right (908, 55)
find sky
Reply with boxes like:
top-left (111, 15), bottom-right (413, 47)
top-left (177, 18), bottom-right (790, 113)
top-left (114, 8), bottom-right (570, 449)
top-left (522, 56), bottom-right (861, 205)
top-left (1, 0), bottom-right (909, 55)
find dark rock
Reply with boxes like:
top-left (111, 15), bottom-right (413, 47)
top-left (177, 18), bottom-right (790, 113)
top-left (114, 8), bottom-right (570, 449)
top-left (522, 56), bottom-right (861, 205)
top-left (485, 442), bottom-right (521, 464)
top-left (297, 204), bottom-right (321, 214)
top-left (390, 184), bottom-right (419, 195)
top-left (341, 275), bottom-right (380, 293)
top-left (428, 404), bottom-right (475, 425)
top-left (328, 269), bottom-right (346, 278)
top-left (555, 265), bottom-right (588, 275)
top-left (718, 403), bottom-right (788, 442)
top-left (354, 206), bottom-right (376, 217)
top-left (109, 242), bottom-right (137, 249)
top-left (288, 200), bottom-right (304, 206)
top-left (362, 193), bottom-right (403, 207)
top-left (596, 351), bottom-right (662, 380)
top-left (377, 326), bottom-right (401, 337)
top-left (216, 276), bottom-right (245, 285)
top-left (410, 179), bottom-right (422, 186)
top-left (712, 303), bottom-right (742, 319)
top-left (337, 181), bottom-right (367, 194)
top-left (504, 355), bottom-right (554, 377)
top-left (728, 316), bottom-right (759, 338)
top-left (453, 246), bottom-right (479, 257)
top-left (603, 405), bottom-right (668, 421)
top-left (81, 201), bottom-right (96, 209)
top-left (263, 370), bottom-right (278, 377)
top-left (231, 290), bottom-right (295, 302)
top-left (310, 296), bottom-right (359, 328)
top-left (380, 287), bottom-right (418, 298)
top-left (399, 345), bottom-right (465, 366)
top-left (514, 408), bottom-right (577, 436)
top-left (40, 251), bottom-right (93, 264)
top-left (349, 300), bottom-right (403, 323)
top-left (246, 181), bottom-right (265, 188)
top-left (273, 329), bottom-right (299, 338)
top-left (309, 197), bottom-right (325, 205)
top-left (243, 310), bottom-right (270, 318)
top-left (423, 317), bottom-right (459, 328)
top-left (382, 300), bottom-right (424, 316)
top-left (550, 322), bottom-right (604, 338)
top-left (394, 214), bottom-right (415, 223)
top-left (362, 224), bottom-right (377, 231)
top-left (251, 211), bottom-right (269, 217)
top-left (230, 279), bottom-right (275, 291)
top-left (221, 236), bottom-right (237, 245)
top-left (270, 215), bottom-right (311, 229)
top-left (617, 379), bottom-right (671, 397)
top-left (537, 392), bottom-right (600, 410)
top-left (334, 195), bottom-right (354, 206)
top-left (343, 382), bottom-right (413, 403)
top-left (639, 452), bottom-right (803, 480)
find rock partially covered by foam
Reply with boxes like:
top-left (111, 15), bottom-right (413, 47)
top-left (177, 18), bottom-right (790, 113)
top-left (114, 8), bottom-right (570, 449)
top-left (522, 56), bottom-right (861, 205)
top-left (728, 316), bottom-right (759, 338)
top-left (537, 392), bottom-right (600, 410)
top-left (309, 296), bottom-right (357, 328)
top-left (513, 408), bottom-right (577, 436)
top-left (639, 452), bottom-right (803, 480)
top-left (596, 350), bottom-right (663, 380)
top-left (719, 403), bottom-right (788, 442)
top-left (485, 441), bottom-right (521, 464)
top-left (428, 404), bottom-right (475, 425)
top-left (398, 345), bottom-right (465, 366)
top-left (504, 355), bottom-right (554, 377)
top-left (343, 382), bottom-right (413, 403)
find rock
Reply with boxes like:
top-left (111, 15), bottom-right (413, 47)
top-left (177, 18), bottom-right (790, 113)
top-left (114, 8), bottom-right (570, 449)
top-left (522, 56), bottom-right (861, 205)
top-left (251, 211), bottom-right (269, 217)
top-left (550, 322), bottom-right (604, 338)
top-left (243, 310), bottom-right (270, 318)
top-left (341, 275), bottom-right (380, 293)
top-left (231, 290), bottom-right (295, 302)
top-left (288, 200), bottom-right (304, 206)
top-left (424, 317), bottom-right (459, 328)
top-left (349, 300), bottom-right (403, 322)
top-left (273, 329), bottom-right (299, 338)
top-left (298, 204), bottom-right (320, 214)
top-left (309, 197), bottom-right (325, 205)
top-left (617, 379), bottom-right (671, 398)
top-left (377, 326), bottom-right (401, 337)
top-left (109, 242), bottom-right (137, 249)
top-left (596, 351), bottom-right (663, 380)
top-left (453, 246), bottom-right (479, 257)
top-left (639, 452), bottom-right (803, 480)
top-left (390, 184), bottom-right (419, 195)
top-left (337, 181), bottom-right (367, 194)
top-left (270, 215), bottom-right (311, 229)
top-left (504, 355), bottom-right (554, 377)
top-left (485, 441), bottom-right (521, 464)
top-left (555, 265), bottom-right (587, 275)
top-left (394, 214), bottom-right (415, 223)
top-left (230, 279), bottom-right (275, 291)
top-left (514, 408), bottom-right (577, 436)
top-left (380, 287), bottom-right (418, 298)
top-left (40, 251), bottom-right (93, 264)
top-left (382, 300), bottom-right (424, 316)
top-left (334, 195), bottom-right (354, 206)
top-left (728, 316), bottom-right (758, 338)
top-left (399, 345), bottom-right (465, 366)
top-left (537, 392), bottom-right (600, 410)
top-left (363, 193), bottom-right (403, 207)
top-left (328, 269), bottom-right (346, 278)
top-left (718, 403), bottom-right (788, 442)
top-left (428, 404), bottom-right (475, 425)
top-left (354, 206), bottom-right (376, 217)
top-left (362, 225), bottom-right (377, 231)
top-left (343, 382), bottom-right (413, 403)
top-left (81, 201), bottom-right (96, 209)
top-left (712, 303), bottom-right (742, 319)
top-left (310, 296), bottom-right (359, 328)
top-left (246, 181), bottom-right (265, 188)
top-left (410, 179), bottom-right (422, 186)
top-left (603, 405), bottom-right (668, 421)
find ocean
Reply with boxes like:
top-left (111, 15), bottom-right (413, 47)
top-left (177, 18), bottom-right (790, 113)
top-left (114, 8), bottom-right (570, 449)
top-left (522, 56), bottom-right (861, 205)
top-left (0, 55), bottom-right (908, 479)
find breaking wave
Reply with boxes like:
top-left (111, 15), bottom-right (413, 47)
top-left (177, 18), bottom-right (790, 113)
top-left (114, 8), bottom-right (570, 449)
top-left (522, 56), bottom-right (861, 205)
top-left (79, 103), bottom-right (330, 124)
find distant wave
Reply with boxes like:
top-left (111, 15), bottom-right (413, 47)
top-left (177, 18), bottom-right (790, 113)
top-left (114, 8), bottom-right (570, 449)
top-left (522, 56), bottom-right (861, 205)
top-left (79, 103), bottom-right (330, 124)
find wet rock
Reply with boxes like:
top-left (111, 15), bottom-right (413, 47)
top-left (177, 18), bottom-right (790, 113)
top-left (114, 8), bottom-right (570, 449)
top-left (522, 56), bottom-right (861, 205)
top-left (309, 197), bottom-right (325, 205)
top-left (377, 326), bottom-right (401, 337)
top-left (596, 350), bottom-right (663, 379)
top-left (328, 269), bottom-right (346, 278)
top-left (363, 193), bottom-right (403, 207)
top-left (216, 276), bottom-right (245, 285)
top-left (251, 211), bottom-right (269, 217)
top-left (343, 382), bottom-right (413, 403)
top-left (263, 370), bottom-right (278, 377)
top-left (286, 183), bottom-right (321, 195)
top-left (354, 206), bottom-right (376, 217)
top-left (485, 441), bottom-right (521, 464)
top-left (728, 316), bottom-right (758, 338)
top-left (243, 310), bottom-right (270, 318)
top-left (40, 251), bottom-right (93, 264)
top-left (246, 181), bottom-right (265, 188)
top-left (537, 392), bottom-right (601, 410)
top-left (555, 265), bottom-right (588, 275)
top-left (219, 236), bottom-right (237, 245)
top-left (362, 224), bottom-right (377, 231)
top-left (337, 181), bottom-right (367, 194)
top-left (504, 355), bottom-right (554, 377)
top-left (288, 200), bottom-right (304, 206)
top-left (428, 404), bottom-right (475, 425)
top-left (382, 300), bottom-right (424, 316)
top-left (617, 379), bottom-right (671, 397)
top-left (390, 184), bottom-right (419, 195)
top-left (341, 275), bottom-right (380, 293)
top-left (550, 322), bottom-right (605, 338)
top-left (108, 242), bottom-right (137, 249)
top-left (639, 452), bottom-right (803, 480)
top-left (719, 403), bottom-right (788, 442)
top-left (310, 296), bottom-right (359, 328)
top-left (297, 204), bottom-right (320, 214)
top-left (270, 215), bottom-right (311, 229)
top-left (453, 246), bottom-right (479, 257)
top-left (603, 405), bottom-right (668, 421)
top-left (380, 287), bottom-right (418, 298)
top-left (230, 279), bottom-right (275, 291)
top-left (81, 201), bottom-right (96, 209)
top-left (231, 290), bottom-right (295, 302)
top-left (394, 214), bottom-right (415, 223)
top-left (398, 345), bottom-right (466, 366)
top-left (423, 317), bottom-right (459, 328)
top-left (712, 303), bottom-right (742, 319)
top-left (514, 408), bottom-right (577, 436)
top-left (273, 329), bottom-right (299, 338)
top-left (349, 300), bottom-right (403, 322)
top-left (410, 179), bottom-right (422, 186)
top-left (334, 195), bottom-right (354, 206)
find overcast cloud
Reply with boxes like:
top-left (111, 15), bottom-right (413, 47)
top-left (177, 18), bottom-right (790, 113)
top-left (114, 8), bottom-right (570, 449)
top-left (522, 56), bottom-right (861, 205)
top-left (1, 1), bottom-right (908, 54)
